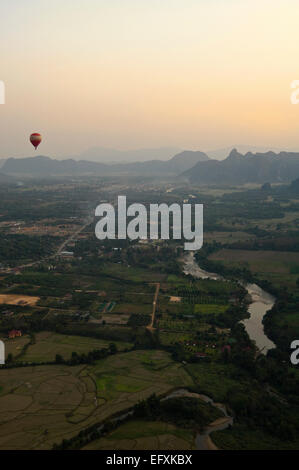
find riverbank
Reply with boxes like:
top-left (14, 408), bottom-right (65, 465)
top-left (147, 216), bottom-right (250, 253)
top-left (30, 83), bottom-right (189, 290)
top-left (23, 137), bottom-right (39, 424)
top-left (164, 389), bottom-right (233, 450)
top-left (183, 252), bottom-right (276, 354)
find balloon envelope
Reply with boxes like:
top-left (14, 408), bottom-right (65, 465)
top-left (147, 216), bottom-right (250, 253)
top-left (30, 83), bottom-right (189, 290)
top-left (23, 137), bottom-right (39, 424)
top-left (30, 133), bottom-right (42, 149)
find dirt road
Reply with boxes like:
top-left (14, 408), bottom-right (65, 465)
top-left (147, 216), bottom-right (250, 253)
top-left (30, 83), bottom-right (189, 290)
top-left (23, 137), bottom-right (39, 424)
top-left (16, 217), bottom-right (93, 270)
top-left (147, 283), bottom-right (160, 331)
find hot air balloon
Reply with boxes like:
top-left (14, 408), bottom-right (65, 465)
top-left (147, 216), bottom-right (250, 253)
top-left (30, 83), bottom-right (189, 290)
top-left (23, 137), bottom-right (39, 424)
top-left (30, 133), bottom-right (42, 150)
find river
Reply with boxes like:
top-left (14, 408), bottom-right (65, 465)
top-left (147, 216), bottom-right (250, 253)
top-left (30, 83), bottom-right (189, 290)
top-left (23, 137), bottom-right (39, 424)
top-left (183, 252), bottom-right (275, 354)
top-left (163, 389), bottom-right (233, 450)
top-left (104, 388), bottom-right (233, 451)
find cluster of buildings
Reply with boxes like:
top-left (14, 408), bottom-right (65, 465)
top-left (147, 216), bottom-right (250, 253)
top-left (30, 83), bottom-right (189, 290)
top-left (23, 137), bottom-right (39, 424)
top-left (8, 329), bottom-right (22, 339)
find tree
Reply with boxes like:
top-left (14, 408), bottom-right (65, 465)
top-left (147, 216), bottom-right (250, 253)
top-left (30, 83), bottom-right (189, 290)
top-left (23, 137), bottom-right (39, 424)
top-left (6, 353), bottom-right (13, 364)
top-left (109, 343), bottom-right (117, 354)
top-left (70, 351), bottom-right (79, 364)
top-left (55, 354), bottom-right (64, 364)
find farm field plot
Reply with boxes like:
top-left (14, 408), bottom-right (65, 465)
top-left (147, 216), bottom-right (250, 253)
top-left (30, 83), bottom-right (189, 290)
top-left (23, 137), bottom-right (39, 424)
top-left (165, 276), bottom-right (237, 307)
top-left (250, 211), bottom-right (299, 231)
top-left (99, 263), bottom-right (167, 283)
top-left (5, 272), bottom-right (76, 293)
top-left (5, 272), bottom-right (156, 301)
top-left (1, 335), bottom-right (31, 359)
top-left (81, 277), bottom-right (156, 296)
top-left (194, 304), bottom-right (229, 316)
top-left (162, 303), bottom-right (194, 316)
top-left (15, 332), bottom-right (133, 363)
top-left (205, 231), bottom-right (256, 244)
top-left (0, 350), bottom-right (193, 449)
top-left (169, 279), bottom-right (238, 298)
top-left (186, 362), bottom-right (240, 402)
top-left (97, 301), bottom-right (116, 313)
top-left (100, 314), bottom-right (130, 325)
top-left (90, 350), bottom-right (193, 403)
top-left (161, 299), bottom-right (229, 318)
top-left (167, 275), bottom-right (190, 286)
top-left (159, 318), bottom-right (202, 333)
top-left (209, 249), bottom-right (299, 274)
top-left (0, 364), bottom-right (90, 449)
top-left (83, 421), bottom-right (196, 450)
top-left (112, 303), bottom-right (152, 315)
top-left (160, 331), bottom-right (192, 344)
top-left (159, 330), bottom-right (217, 355)
top-left (159, 331), bottom-right (198, 347)
top-left (0, 294), bottom-right (39, 306)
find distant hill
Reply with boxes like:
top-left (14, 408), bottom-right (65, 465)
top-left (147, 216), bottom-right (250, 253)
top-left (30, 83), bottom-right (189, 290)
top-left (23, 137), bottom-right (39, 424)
top-left (5, 150), bottom-right (299, 183)
top-left (167, 151), bottom-right (209, 172)
top-left (182, 149), bottom-right (299, 184)
top-left (206, 145), bottom-right (285, 160)
top-left (2, 156), bottom-right (109, 176)
top-left (72, 146), bottom-right (181, 163)
top-left (2, 150), bottom-right (209, 177)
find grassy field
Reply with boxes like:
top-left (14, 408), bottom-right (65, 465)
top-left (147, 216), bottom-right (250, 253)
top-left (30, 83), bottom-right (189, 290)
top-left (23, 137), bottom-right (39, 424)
top-left (14, 332), bottom-right (133, 363)
top-left (210, 249), bottom-right (299, 274)
top-left (99, 263), bottom-right (166, 283)
top-left (209, 248), bottom-right (299, 289)
top-left (4, 271), bottom-right (156, 300)
top-left (91, 350), bottom-right (192, 402)
top-left (113, 303), bottom-right (152, 315)
top-left (1, 335), bottom-right (31, 360)
top-left (159, 331), bottom-right (214, 355)
top-left (0, 364), bottom-right (89, 449)
top-left (161, 303), bottom-right (194, 316)
top-left (159, 317), bottom-right (202, 333)
top-left (194, 304), bottom-right (229, 316)
top-left (159, 331), bottom-right (196, 347)
top-left (186, 362), bottom-right (240, 402)
top-left (83, 420), bottom-right (196, 450)
top-left (205, 231), bottom-right (256, 245)
top-left (215, 209), bottom-right (299, 232)
top-left (167, 275), bottom-right (189, 286)
top-left (250, 211), bottom-right (299, 231)
top-left (99, 314), bottom-right (130, 325)
top-left (0, 350), bottom-right (193, 449)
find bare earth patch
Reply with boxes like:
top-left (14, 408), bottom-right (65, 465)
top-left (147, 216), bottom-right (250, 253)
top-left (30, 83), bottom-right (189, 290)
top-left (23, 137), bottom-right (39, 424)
top-left (0, 295), bottom-right (39, 306)
top-left (170, 296), bottom-right (181, 303)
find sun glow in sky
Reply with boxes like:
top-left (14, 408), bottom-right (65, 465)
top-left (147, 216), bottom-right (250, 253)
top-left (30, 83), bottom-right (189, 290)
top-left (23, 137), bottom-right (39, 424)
top-left (1, 0), bottom-right (299, 157)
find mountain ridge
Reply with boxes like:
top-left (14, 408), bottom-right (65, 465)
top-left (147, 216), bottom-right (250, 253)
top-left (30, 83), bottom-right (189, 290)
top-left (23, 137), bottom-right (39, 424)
top-left (182, 149), bottom-right (299, 184)
top-left (2, 150), bottom-right (209, 177)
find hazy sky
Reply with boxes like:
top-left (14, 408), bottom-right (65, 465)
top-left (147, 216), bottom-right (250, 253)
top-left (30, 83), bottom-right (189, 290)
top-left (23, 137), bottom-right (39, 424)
top-left (1, 0), bottom-right (299, 158)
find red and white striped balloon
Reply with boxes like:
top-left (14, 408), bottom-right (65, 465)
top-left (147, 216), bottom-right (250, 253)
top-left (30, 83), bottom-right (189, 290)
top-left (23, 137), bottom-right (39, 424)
top-left (30, 133), bottom-right (42, 150)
